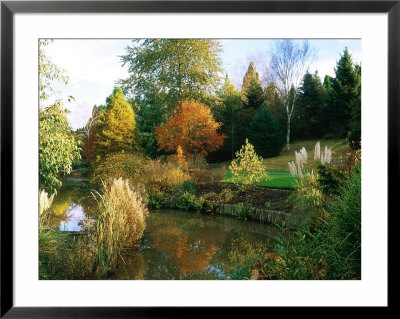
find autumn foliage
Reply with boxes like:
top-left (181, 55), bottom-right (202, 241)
top-left (154, 101), bottom-right (225, 157)
top-left (93, 88), bottom-right (140, 161)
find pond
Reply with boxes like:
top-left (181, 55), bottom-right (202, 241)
top-left (50, 183), bottom-right (284, 279)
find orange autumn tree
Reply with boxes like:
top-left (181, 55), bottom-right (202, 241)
top-left (154, 101), bottom-right (225, 157)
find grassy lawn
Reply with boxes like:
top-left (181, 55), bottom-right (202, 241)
top-left (223, 170), bottom-right (298, 189)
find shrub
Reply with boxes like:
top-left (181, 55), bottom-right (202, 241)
top-left (317, 164), bottom-right (345, 195)
top-left (143, 160), bottom-right (191, 194)
top-left (190, 167), bottom-right (226, 185)
top-left (218, 188), bottom-right (233, 202)
top-left (202, 192), bottom-right (218, 201)
top-left (39, 104), bottom-right (81, 192)
top-left (288, 172), bottom-right (326, 225)
top-left (327, 164), bottom-right (361, 279)
top-left (90, 152), bottom-right (147, 189)
top-left (179, 179), bottom-right (197, 195)
top-left (229, 139), bottom-right (268, 187)
top-left (147, 190), bottom-right (168, 209)
top-left (188, 153), bottom-right (208, 170)
top-left (176, 192), bottom-right (204, 213)
top-left (94, 178), bottom-right (149, 271)
top-left (167, 145), bottom-right (189, 170)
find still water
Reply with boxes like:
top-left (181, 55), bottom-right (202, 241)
top-left (50, 184), bottom-right (283, 279)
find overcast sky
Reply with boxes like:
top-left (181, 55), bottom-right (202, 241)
top-left (43, 39), bottom-right (361, 130)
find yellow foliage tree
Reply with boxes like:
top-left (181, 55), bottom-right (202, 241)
top-left (229, 139), bottom-right (268, 187)
top-left (93, 87), bottom-right (140, 160)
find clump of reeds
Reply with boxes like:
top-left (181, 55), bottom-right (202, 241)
top-left (288, 142), bottom-right (332, 177)
top-left (93, 178), bottom-right (149, 271)
top-left (39, 189), bottom-right (55, 233)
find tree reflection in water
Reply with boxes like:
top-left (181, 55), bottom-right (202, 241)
top-left (116, 210), bottom-right (281, 280)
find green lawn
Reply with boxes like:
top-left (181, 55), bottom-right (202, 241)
top-left (223, 170), bottom-right (298, 190)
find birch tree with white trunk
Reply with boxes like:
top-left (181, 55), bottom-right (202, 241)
top-left (268, 40), bottom-right (315, 150)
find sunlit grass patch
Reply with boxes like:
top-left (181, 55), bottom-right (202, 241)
top-left (223, 170), bottom-right (298, 190)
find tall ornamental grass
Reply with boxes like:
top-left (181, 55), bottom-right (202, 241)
top-left (39, 189), bottom-right (55, 233)
top-left (93, 178), bottom-right (149, 271)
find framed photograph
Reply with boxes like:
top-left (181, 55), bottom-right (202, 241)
top-left (1, 0), bottom-right (395, 316)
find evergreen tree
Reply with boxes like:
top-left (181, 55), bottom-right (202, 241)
top-left (347, 64), bottom-right (361, 149)
top-left (265, 82), bottom-right (285, 144)
top-left (327, 48), bottom-right (360, 139)
top-left (93, 88), bottom-right (140, 161)
top-left (243, 78), bottom-right (265, 109)
top-left (241, 61), bottom-right (261, 102)
top-left (130, 93), bottom-right (169, 158)
top-left (293, 72), bottom-right (326, 139)
top-left (248, 106), bottom-right (283, 158)
top-left (210, 76), bottom-right (243, 161)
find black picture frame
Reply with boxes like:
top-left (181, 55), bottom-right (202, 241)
top-left (1, 0), bottom-right (395, 317)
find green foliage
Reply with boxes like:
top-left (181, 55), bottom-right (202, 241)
top-left (317, 164), bottom-right (345, 195)
top-left (293, 72), bottom-right (326, 139)
top-left (147, 190), bottom-right (168, 209)
top-left (248, 107), bottom-right (283, 158)
top-left (347, 65), bottom-right (362, 149)
top-left (235, 203), bottom-right (248, 220)
top-left (176, 192), bottom-right (204, 213)
top-left (241, 61), bottom-right (261, 102)
top-left (91, 152), bottom-right (147, 189)
top-left (236, 164), bottom-right (361, 280)
top-left (327, 165), bottom-right (361, 279)
top-left (210, 76), bottom-right (243, 161)
top-left (119, 39), bottom-right (222, 111)
top-left (179, 179), bottom-right (197, 195)
top-left (265, 82), bottom-right (285, 144)
top-left (229, 139), bottom-right (268, 187)
top-left (139, 132), bottom-right (159, 158)
top-left (39, 40), bottom-right (69, 101)
top-left (39, 103), bottom-right (81, 192)
top-left (288, 172), bottom-right (325, 224)
top-left (326, 48), bottom-right (361, 139)
top-left (243, 78), bottom-right (265, 109)
top-left (93, 88), bottom-right (140, 161)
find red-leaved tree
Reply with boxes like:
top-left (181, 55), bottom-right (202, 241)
top-left (154, 101), bottom-right (225, 157)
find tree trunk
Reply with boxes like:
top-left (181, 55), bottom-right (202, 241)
top-left (286, 119), bottom-right (291, 150)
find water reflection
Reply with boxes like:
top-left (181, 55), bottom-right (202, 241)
top-left (114, 210), bottom-right (281, 280)
top-left (49, 184), bottom-right (95, 232)
top-left (59, 204), bottom-right (86, 231)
